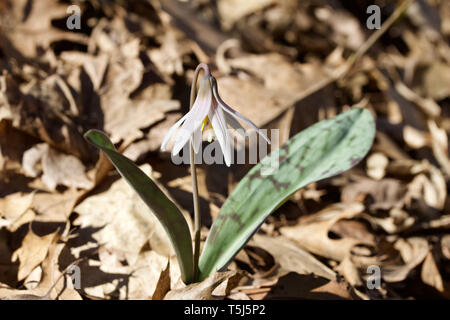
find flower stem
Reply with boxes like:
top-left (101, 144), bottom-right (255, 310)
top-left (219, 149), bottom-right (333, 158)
top-left (190, 63), bottom-right (210, 281)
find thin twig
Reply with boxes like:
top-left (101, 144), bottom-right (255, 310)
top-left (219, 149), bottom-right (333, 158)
top-left (270, 0), bottom-right (414, 125)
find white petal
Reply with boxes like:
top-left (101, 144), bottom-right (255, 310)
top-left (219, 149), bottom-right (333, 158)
top-left (161, 113), bottom-right (189, 151)
top-left (192, 126), bottom-right (203, 153)
top-left (212, 81), bottom-right (271, 144)
top-left (209, 100), bottom-right (231, 166)
top-left (224, 112), bottom-right (245, 137)
top-left (172, 81), bottom-right (212, 155)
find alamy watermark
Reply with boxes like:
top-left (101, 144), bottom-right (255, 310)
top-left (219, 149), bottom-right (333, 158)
top-left (366, 265), bottom-right (381, 289)
top-left (170, 128), bottom-right (280, 176)
top-left (66, 5), bottom-right (81, 30)
top-left (366, 5), bottom-right (381, 30)
top-left (67, 265), bottom-right (81, 290)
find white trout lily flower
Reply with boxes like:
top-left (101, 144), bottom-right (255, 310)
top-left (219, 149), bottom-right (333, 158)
top-left (161, 74), bottom-right (270, 166)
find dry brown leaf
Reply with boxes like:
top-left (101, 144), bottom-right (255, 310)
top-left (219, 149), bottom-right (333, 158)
top-left (280, 203), bottom-right (369, 262)
top-left (406, 165), bottom-right (446, 211)
top-left (362, 208), bottom-right (415, 234)
top-left (394, 80), bottom-right (441, 118)
top-left (73, 164), bottom-right (186, 262)
top-left (152, 260), bottom-right (171, 300)
top-left (387, 159), bottom-right (430, 176)
top-left (250, 234), bottom-right (336, 280)
top-left (382, 237), bottom-right (429, 283)
top-left (342, 177), bottom-right (406, 211)
top-left (1, 0), bottom-right (88, 59)
top-left (336, 257), bottom-right (363, 287)
top-left (442, 235), bottom-right (450, 260)
top-left (243, 272), bottom-right (354, 300)
top-left (23, 143), bottom-right (92, 191)
top-left (227, 53), bottom-right (326, 98)
top-left (0, 192), bottom-right (35, 231)
top-left (148, 28), bottom-right (194, 76)
top-left (60, 52), bottom-right (109, 92)
top-left (217, 0), bottom-right (277, 29)
top-left (104, 98), bottom-right (179, 147)
top-left (124, 113), bottom-right (182, 160)
top-left (428, 120), bottom-right (450, 177)
top-left (421, 251), bottom-right (444, 292)
top-left (403, 125), bottom-right (429, 149)
top-left (164, 271), bottom-right (241, 300)
top-left (423, 61), bottom-right (450, 100)
top-left (1, 225), bottom-right (82, 300)
top-left (11, 228), bottom-right (59, 282)
top-left (87, 22), bottom-right (181, 147)
top-left (78, 249), bottom-right (172, 300)
top-left (30, 188), bottom-right (84, 223)
top-left (366, 152), bottom-right (389, 180)
top-left (215, 76), bottom-right (286, 127)
top-left (0, 73), bottom-right (92, 161)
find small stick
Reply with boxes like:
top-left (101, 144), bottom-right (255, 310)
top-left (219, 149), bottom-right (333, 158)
top-left (2, 257), bottom-right (85, 300)
top-left (272, 0), bottom-right (414, 123)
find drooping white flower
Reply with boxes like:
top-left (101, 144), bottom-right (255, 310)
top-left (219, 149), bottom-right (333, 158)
top-left (161, 74), bottom-right (270, 166)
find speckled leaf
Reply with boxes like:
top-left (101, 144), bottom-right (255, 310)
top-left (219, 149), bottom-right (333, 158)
top-left (198, 108), bottom-right (375, 280)
top-left (84, 130), bottom-right (194, 284)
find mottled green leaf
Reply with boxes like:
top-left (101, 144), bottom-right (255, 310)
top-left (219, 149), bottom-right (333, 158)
top-left (84, 130), bottom-right (194, 283)
top-left (198, 108), bottom-right (375, 280)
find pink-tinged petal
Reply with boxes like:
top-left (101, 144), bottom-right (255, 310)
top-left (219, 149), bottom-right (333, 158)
top-left (209, 99), bottom-right (231, 166)
top-left (172, 76), bottom-right (212, 155)
top-left (211, 78), bottom-right (271, 144)
top-left (161, 113), bottom-right (189, 151)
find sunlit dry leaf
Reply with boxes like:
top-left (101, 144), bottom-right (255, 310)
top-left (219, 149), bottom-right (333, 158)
top-left (24, 266), bottom-right (42, 290)
top-left (104, 99), bottom-right (179, 147)
top-left (30, 188), bottom-right (83, 223)
top-left (406, 167), bottom-right (446, 211)
top-left (0, 74), bottom-right (92, 161)
top-left (387, 159), bottom-right (429, 176)
top-left (421, 251), bottom-right (444, 292)
top-left (148, 28), bottom-right (193, 76)
top-left (423, 61), bottom-right (450, 100)
top-left (11, 228), bottom-right (58, 282)
top-left (336, 257), bottom-right (363, 288)
top-left (214, 76), bottom-right (287, 127)
top-left (251, 234), bottom-right (336, 281)
top-left (442, 235), bottom-right (450, 260)
top-left (23, 143), bottom-right (92, 190)
top-left (362, 208), bottom-right (415, 234)
top-left (315, 7), bottom-right (364, 50)
top-left (217, 0), bottom-right (277, 29)
top-left (73, 164), bottom-right (178, 263)
top-left (366, 152), bottom-right (389, 180)
top-left (164, 271), bottom-right (241, 300)
top-left (342, 178), bottom-right (406, 211)
top-left (280, 203), bottom-right (369, 262)
top-left (1, 0), bottom-right (88, 59)
top-left (152, 260), bottom-right (171, 300)
top-left (394, 80), bottom-right (441, 118)
top-left (60, 52), bottom-right (109, 92)
top-left (0, 192), bottom-right (35, 231)
top-left (1, 225), bottom-right (82, 300)
top-left (227, 53), bottom-right (327, 99)
top-left (403, 125), bottom-right (429, 149)
top-left (382, 237), bottom-right (429, 283)
top-left (261, 272), bottom-right (354, 300)
top-left (428, 120), bottom-right (450, 177)
top-left (124, 114), bottom-right (182, 160)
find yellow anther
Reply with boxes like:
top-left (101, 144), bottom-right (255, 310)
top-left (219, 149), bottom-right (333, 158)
top-left (201, 116), bottom-right (212, 131)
